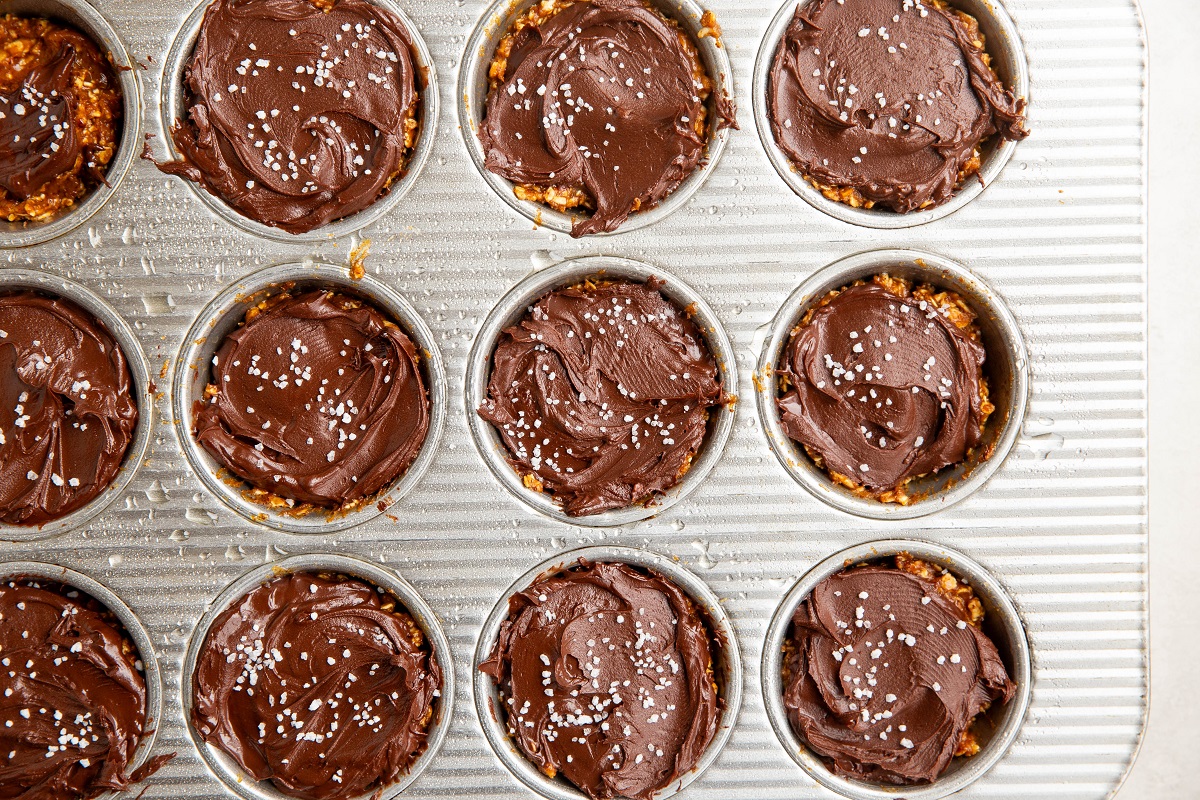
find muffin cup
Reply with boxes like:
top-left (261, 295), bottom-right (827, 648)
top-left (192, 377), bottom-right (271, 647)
top-left (473, 544), bottom-right (743, 800)
top-left (458, 0), bottom-right (736, 237)
top-left (0, 269), bottom-right (153, 541)
top-left (181, 553), bottom-right (454, 800)
top-left (755, 249), bottom-right (1028, 520)
top-left (172, 261), bottom-right (446, 533)
top-left (761, 539), bottom-right (1032, 800)
top-left (0, 0), bottom-right (142, 249)
top-left (159, 0), bottom-right (439, 244)
top-left (465, 255), bottom-right (737, 528)
top-left (0, 560), bottom-right (165, 799)
top-left (752, 0), bottom-right (1030, 228)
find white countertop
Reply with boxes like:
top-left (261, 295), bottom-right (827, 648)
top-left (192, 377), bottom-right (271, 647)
top-left (1111, 0), bottom-right (1197, 796)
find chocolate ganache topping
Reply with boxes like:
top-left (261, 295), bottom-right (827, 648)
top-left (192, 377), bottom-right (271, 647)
top-left (480, 561), bottom-right (721, 800)
top-left (478, 279), bottom-right (722, 517)
top-left (0, 292), bottom-right (138, 526)
top-left (192, 572), bottom-right (441, 800)
top-left (0, 16), bottom-right (123, 222)
top-left (480, 0), bottom-right (733, 238)
top-left (194, 289), bottom-right (430, 510)
top-left (0, 578), bottom-right (168, 799)
top-left (768, 0), bottom-right (1028, 212)
top-left (159, 0), bottom-right (420, 234)
top-left (783, 558), bottom-right (1015, 784)
top-left (776, 279), bottom-right (988, 495)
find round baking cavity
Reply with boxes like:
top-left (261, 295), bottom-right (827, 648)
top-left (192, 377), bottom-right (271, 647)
top-left (752, 0), bottom-right (1030, 229)
top-left (159, 0), bottom-right (439, 244)
top-left (181, 553), bottom-right (454, 800)
top-left (0, 560), bottom-right (165, 799)
top-left (172, 261), bottom-right (446, 533)
top-left (0, 269), bottom-right (153, 541)
top-left (465, 255), bottom-right (737, 527)
top-left (755, 249), bottom-right (1028, 520)
top-left (473, 544), bottom-right (743, 800)
top-left (0, 0), bottom-right (142, 249)
top-left (458, 0), bottom-right (736, 237)
top-left (761, 539), bottom-right (1032, 800)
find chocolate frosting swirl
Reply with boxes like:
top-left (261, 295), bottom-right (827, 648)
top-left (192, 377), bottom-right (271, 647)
top-left (478, 279), bottom-right (722, 516)
top-left (776, 281), bottom-right (986, 492)
top-left (0, 292), bottom-right (138, 526)
top-left (768, 0), bottom-right (1028, 212)
top-left (0, 578), bottom-right (167, 799)
top-left (159, 0), bottom-right (420, 233)
top-left (479, 561), bottom-right (721, 800)
top-left (192, 572), bottom-right (441, 800)
top-left (0, 18), bottom-right (120, 207)
top-left (783, 561), bottom-right (1014, 784)
top-left (194, 289), bottom-right (430, 510)
top-left (480, 0), bottom-right (730, 237)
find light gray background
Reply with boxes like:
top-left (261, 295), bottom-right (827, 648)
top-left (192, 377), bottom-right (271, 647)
top-left (1114, 0), bottom-right (1198, 796)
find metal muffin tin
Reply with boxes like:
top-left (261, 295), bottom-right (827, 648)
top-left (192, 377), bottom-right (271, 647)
top-left (760, 539), bottom-right (1032, 800)
top-left (0, 0), bottom-right (142, 249)
top-left (458, 0), bottom-right (737, 238)
top-left (172, 260), bottom-right (447, 534)
top-left (0, 0), bottom-right (1147, 798)
top-left (465, 255), bottom-right (739, 529)
top-left (755, 248), bottom-right (1029, 520)
top-left (752, 0), bottom-right (1031, 229)
top-left (0, 561), bottom-right (165, 799)
top-left (473, 545), bottom-right (744, 800)
top-left (180, 553), bottom-right (455, 800)
top-left (158, 0), bottom-right (440, 244)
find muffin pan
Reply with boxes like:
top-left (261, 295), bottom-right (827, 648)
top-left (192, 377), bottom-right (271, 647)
top-left (0, 0), bottom-right (1147, 799)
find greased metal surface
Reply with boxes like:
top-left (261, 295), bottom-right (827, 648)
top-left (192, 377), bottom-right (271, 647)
top-left (0, 1), bottom-right (1146, 800)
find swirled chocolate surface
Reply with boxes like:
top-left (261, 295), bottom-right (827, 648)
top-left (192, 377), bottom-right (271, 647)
top-left (0, 292), bottom-right (138, 526)
top-left (479, 561), bottom-right (721, 800)
top-left (783, 558), bottom-right (1014, 784)
top-left (194, 289), bottom-right (430, 510)
top-left (480, 0), bottom-right (731, 238)
top-left (192, 571), bottom-right (441, 800)
top-left (159, 0), bottom-right (420, 234)
top-left (0, 577), bottom-right (166, 799)
top-left (776, 280), bottom-right (987, 494)
top-left (0, 15), bottom-right (123, 222)
top-left (478, 279), bottom-right (722, 517)
top-left (767, 0), bottom-right (1028, 212)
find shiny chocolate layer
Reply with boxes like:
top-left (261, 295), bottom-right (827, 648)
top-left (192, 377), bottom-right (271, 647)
top-left (480, 0), bottom-right (731, 237)
top-left (192, 571), bottom-right (441, 800)
top-left (776, 280), bottom-right (986, 493)
top-left (478, 278), bottom-right (722, 516)
top-left (0, 16), bottom-right (122, 217)
top-left (0, 578), bottom-right (167, 799)
top-left (194, 289), bottom-right (429, 510)
top-left (159, 0), bottom-right (420, 233)
top-left (768, 0), bottom-right (1028, 212)
top-left (783, 559), bottom-right (1014, 784)
top-left (480, 561), bottom-right (721, 800)
top-left (0, 292), bottom-right (138, 526)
